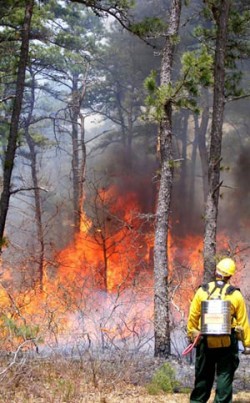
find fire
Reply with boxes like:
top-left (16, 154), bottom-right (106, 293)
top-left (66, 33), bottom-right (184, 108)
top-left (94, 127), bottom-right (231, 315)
top-left (0, 183), bottom-right (247, 352)
top-left (47, 184), bottom-right (207, 343)
top-left (57, 185), bottom-right (153, 293)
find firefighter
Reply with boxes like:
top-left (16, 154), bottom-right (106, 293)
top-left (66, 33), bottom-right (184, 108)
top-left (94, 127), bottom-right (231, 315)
top-left (187, 257), bottom-right (250, 403)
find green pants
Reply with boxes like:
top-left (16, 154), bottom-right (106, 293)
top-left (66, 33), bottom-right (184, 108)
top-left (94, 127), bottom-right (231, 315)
top-left (190, 332), bottom-right (239, 403)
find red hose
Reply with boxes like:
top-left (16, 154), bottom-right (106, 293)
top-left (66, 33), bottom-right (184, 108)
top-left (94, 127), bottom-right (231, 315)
top-left (182, 333), bottom-right (201, 356)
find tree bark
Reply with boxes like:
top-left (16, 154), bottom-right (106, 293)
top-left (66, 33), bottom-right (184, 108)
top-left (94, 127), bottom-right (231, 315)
top-left (196, 96), bottom-right (210, 203)
top-left (154, 0), bottom-right (182, 358)
top-left (71, 74), bottom-right (81, 230)
top-left (70, 73), bottom-right (87, 232)
top-left (0, 0), bottom-right (34, 252)
top-left (24, 68), bottom-right (45, 290)
top-left (203, 0), bottom-right (231, 283)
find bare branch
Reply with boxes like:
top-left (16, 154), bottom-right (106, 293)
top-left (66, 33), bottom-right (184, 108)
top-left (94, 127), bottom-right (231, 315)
top-left (0, 95), bottom-right (16, 103)
top-left (10, 186), bottom-right (49, 196)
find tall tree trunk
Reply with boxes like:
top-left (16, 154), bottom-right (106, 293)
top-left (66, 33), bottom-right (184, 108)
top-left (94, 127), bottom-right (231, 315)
top-left (79, 113), bottom-right (86, 227)
top-left (71, 74), bottom-right (81, 230)
top-left (0, 0), bottom-right (34, 252)
top-left (25, 69), bottom-right (45, 290)
top-left (70, 73), bottom-right (87, 232)
top-left (188, 114), bottom-right (198, 221)
top-left (178, 110), bottom-right (189, 229)
top-left (203, 0), bottom-right (231, 283)
top-left (197, 103), bottom-right (210, 203)
top-left (154, 0), bottom-right (182, 358)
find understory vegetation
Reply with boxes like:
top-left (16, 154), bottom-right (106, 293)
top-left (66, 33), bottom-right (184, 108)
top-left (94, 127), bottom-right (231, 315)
top-left (0, 351), bottom-right (249, 402)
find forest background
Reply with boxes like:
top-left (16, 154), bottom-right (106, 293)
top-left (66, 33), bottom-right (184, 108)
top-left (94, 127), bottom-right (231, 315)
top-left (0, 0), bottom-right (249, 399)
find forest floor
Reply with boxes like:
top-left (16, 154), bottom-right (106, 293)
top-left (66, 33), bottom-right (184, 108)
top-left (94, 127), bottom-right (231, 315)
top-left (0, 352), bottom-right (249, 402)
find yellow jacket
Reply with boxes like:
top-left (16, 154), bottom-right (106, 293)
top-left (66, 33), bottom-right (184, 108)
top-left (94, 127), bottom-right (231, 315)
top-left (187, 280), bottom-right (250, 347)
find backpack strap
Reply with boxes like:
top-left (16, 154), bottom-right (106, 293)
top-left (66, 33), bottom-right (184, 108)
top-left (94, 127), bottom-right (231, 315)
top-left (201, 281), bottom-right (228, 299)
top-left (201, 283), bottom-right (209, 292)
top-left (225, 285), bottom-right (241, 295)
top-left (201, 282), bottom-right (217, 299)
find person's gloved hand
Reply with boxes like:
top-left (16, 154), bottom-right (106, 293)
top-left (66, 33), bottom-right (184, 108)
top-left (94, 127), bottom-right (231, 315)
top-left (243, 347), bottom-right (250, 355)
top-left (189, 329), bottom-right (200, 343)
top-left (235, 326), bottom-right (243, 340)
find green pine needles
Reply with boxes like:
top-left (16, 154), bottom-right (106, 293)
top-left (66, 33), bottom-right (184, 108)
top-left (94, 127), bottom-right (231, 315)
top-left (146, 362), bottom-right (180, 395)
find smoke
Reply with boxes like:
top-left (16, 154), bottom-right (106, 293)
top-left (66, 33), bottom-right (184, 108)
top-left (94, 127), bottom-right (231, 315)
top-left (87, 138), bottom-right (158, 215)
top-left (217, 144), bottom-right (250, 239)
top-left (233, 145), bottom-right (250, 217)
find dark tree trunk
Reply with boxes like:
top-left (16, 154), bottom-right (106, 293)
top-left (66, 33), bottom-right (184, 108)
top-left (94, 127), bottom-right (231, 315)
top-left (71, 75), bottom-right (81, 230)
top-left (178, 110), bottom-right (189, 229)
top-left (188, 114), bottom-right (198, 220)
top-left (203, 0), bottom-right (231, 283)
top-left (0, 0), bottom-right (34, 252)
top-left (197, 105), bottom-right (210, 203)
top-left (154, 0), bottom-right (182, 358)
top-left (196, 94), bottom-right (210, 203)
top-left (24, 69), bottom-right (45, 290)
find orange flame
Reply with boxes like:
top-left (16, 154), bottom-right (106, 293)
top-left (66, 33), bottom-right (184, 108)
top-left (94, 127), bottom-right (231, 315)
top-left (1, 184), bottom-right (248, 351)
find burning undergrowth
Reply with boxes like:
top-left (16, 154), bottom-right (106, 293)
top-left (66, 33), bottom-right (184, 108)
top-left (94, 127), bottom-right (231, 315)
top-left (0, 154), bottom-right (249, 357)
